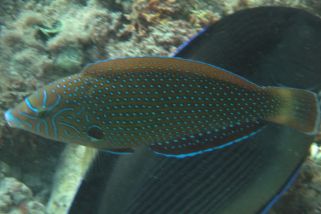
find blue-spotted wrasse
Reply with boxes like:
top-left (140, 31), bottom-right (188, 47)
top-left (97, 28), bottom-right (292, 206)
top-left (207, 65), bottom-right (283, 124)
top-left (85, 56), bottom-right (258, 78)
top-left (4, 57), bottom-right (321, 158)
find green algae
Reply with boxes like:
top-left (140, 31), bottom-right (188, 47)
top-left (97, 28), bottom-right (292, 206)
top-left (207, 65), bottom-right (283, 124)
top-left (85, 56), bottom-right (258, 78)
top-left (54, 46), bottom-right (83, 71)
top-left (36, 21), bottom-right (62, 40)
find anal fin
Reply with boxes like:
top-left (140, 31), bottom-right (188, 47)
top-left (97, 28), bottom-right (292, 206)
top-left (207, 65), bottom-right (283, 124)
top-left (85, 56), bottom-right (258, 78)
top-left (151, 121), bottom-right (266, 158)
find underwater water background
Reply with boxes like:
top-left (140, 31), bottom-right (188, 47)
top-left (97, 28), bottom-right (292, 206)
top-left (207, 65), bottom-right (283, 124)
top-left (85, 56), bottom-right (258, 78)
top-left (0, 0), bottom-right (321, 214)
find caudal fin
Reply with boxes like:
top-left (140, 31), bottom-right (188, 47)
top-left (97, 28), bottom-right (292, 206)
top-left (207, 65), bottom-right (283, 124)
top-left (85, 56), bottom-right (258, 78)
top-left (265, 87), bottom-right (320, 135)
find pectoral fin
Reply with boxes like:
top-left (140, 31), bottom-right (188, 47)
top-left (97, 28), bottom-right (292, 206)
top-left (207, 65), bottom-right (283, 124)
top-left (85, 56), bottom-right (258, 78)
top-left (104, 148), bottom-right (134, 155)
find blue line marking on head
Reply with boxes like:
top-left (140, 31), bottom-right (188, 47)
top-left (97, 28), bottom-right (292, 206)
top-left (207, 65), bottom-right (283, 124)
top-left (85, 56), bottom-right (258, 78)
top-left (47, 94), bottom-right (62, 112)
top-left (18, 111), bottom-right (37, 120)
top-left (63, 129), bottom-right (74, 138)
top-left (36, 121), bottom-right (41, 133)
top-left (51, 107), bottom-right (74, 139)
top-left (5, 110), bottom-right (33, 129)
top-left (25, 98), bottom-right (39, 113)
top-left (42, 90), bottom-right (47, 109)
top-left (35, 120), bottom-right (49, 136)
top-left (59, 121), bottom-right (81, 134)
top-left (42, 120), bottom-right (49, 136)
top-left (4, 110), bottom-right (17, 127)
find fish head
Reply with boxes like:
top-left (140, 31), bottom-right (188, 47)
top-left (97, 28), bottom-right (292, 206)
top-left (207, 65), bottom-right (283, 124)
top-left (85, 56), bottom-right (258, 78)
top-left (4, 87), bottom-right (61, 139)
top-left (4, 75), bottom-right (104, 145)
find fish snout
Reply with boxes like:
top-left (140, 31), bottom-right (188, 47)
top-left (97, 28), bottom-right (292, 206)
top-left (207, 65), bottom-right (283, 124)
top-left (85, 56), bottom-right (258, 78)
top-left (4, 109), bottom-right (19, 128)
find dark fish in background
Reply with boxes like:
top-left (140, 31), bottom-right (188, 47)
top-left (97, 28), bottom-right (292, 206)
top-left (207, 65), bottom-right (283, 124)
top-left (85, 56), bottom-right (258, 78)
top-left (68, 6), bottom-right (321, 214)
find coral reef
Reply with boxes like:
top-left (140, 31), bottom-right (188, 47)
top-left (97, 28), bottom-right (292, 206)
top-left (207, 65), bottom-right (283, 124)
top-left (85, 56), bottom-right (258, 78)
top-left (0, 163), bottom-right (46, 214)
top-left (0, 0), bottom-right (321, 213)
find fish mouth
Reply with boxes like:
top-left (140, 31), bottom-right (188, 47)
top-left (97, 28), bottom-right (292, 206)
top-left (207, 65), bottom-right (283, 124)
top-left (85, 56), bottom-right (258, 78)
top-left (4, 109), bottom-right (18, 128)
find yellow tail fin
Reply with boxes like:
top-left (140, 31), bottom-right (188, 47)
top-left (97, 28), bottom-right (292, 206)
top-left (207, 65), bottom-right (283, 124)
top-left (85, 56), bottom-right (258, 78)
top-left (265, 87), bottom-right (320, 135)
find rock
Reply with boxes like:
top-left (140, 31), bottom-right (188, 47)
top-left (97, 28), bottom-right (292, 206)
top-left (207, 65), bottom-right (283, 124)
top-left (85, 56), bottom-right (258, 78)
top-left (0, 177), bottom-right (45, 214)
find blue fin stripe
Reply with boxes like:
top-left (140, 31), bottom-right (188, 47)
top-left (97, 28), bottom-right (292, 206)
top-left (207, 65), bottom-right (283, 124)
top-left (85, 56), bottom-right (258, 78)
top-left (260, 161), bottom-right (303, 214)
top-left (171, 26), bottom-right (209, 57)
top-left (153, 127), bottom-right (265, 158)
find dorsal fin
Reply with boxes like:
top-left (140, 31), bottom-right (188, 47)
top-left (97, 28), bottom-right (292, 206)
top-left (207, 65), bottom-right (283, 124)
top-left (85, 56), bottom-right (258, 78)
top-left (81, 57), bottom-right (258, 90)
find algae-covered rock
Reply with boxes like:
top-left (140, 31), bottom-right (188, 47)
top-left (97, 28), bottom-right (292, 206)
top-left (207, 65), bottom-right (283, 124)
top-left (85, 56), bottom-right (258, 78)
top-left (36, 20), bottom-right (63, 41)
top-left (0, 177), bottom-right (45, 214)
top-left (0, 162), bottom-right (11, 179)
top-left (54, 46), bottom-right (83, 71)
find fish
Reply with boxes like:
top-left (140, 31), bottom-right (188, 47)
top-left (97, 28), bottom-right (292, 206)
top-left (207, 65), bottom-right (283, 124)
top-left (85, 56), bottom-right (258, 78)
top-left (4, 56), bottom-right (320, 158)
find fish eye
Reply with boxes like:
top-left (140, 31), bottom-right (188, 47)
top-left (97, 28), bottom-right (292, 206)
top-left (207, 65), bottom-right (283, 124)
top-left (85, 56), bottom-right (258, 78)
top-left (87, 126), bottom-right (104, 140)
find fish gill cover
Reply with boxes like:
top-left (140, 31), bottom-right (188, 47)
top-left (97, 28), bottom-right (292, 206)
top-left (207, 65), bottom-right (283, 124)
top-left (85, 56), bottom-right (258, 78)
top-left (0, 1), bottom-right (321, 214)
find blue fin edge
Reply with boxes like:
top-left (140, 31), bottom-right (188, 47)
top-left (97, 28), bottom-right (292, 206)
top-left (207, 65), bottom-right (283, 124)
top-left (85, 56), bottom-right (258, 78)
top-left (153, 127), bottom-right (265, 159)
top-left (171, 26), bottom-right (209, 57)
top-left (260, 161), bottom-right (303, 214)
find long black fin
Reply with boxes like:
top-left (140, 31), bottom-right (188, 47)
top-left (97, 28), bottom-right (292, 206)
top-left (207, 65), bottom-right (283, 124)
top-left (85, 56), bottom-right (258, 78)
top-left (176, 7), bottom-right (321, 90)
